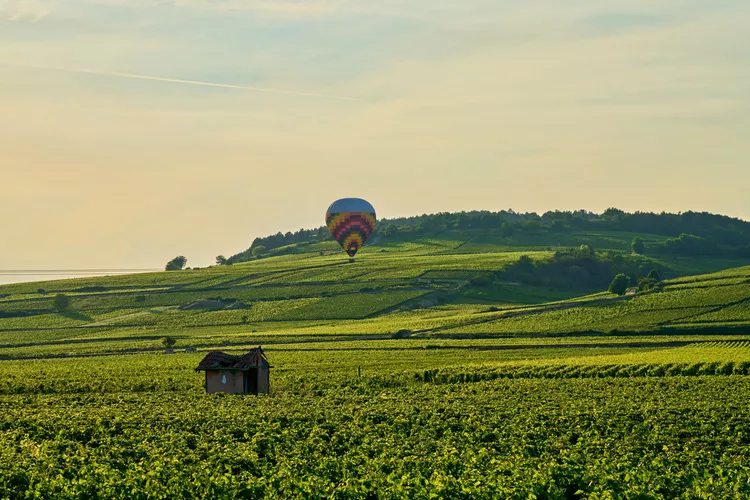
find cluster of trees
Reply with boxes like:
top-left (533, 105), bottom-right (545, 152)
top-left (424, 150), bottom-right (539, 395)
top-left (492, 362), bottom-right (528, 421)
top-left (222, 209), bottom-right (750, 265)
top-left (608, 269), bottom-right (662, 296)
top-left (165, 256), bottom-right (187, 271)
top-left (226, 228), bottom-right (329, 264)
top-left (452, 245), bottom-right (663, 295)
top-left (632, 233), bottom-right (750, 258)
top-left (599, 209), bottom-right (749, 244)
top-left (378, 209), bottom-right (750, 244)
top-left (496, 246), bottom-right (662, 292)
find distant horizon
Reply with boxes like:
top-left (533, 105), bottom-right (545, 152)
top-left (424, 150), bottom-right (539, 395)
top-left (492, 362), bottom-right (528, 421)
top-left (1, 205), bottom-right (747, 285)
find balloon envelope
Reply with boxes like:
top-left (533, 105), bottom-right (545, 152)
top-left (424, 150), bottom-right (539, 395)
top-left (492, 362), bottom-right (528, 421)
top-left (326, 198), bottom-right (377, 258)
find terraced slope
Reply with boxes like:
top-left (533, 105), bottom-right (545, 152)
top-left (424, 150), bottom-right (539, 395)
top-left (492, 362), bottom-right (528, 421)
top-left (0, 234), bottom-right (747, 358)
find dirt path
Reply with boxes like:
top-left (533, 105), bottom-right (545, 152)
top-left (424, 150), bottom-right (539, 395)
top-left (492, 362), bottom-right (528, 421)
top-left (0, 338), bottom-right (700, 362)
top-left (86, 307), bottom-right (175, 327)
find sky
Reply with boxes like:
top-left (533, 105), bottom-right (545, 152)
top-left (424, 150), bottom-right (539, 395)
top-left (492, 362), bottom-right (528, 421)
top-left (1, 0), bottom-right (749, 278)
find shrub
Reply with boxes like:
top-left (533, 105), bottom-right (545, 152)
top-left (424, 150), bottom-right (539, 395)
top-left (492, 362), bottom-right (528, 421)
top-left (161, 337), bottom-right (177, 348)
top-left (469, 273), bottom-right (495, 287)
top-left (608, 274), bottom-right (630, 295)
top-left (393, 329), bottom-right (413, 339)
top-left (637, 278), bottom-right (655, 291)
top-left (53, 294), bottom-right (70, 312)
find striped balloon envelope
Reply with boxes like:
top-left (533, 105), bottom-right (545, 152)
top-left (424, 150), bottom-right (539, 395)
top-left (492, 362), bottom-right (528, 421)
top-left (325, 198), bottom-right (377, 259)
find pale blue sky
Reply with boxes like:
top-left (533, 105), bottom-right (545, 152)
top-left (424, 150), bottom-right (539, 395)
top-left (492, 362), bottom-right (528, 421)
top-left (1, 0), bottom-right (749, 274)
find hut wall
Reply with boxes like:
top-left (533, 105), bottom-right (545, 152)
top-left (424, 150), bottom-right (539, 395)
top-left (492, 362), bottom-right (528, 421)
top-left (205, 370), bottom-right (245, 394)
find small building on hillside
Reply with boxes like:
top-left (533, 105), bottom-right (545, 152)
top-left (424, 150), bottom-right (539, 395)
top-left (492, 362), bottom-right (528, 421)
top-left (195, 347), bottom-right (271, 395)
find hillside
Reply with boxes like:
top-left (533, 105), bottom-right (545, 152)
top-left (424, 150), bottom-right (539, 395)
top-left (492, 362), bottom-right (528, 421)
top-left (0, 227), bottom-right (748, 358)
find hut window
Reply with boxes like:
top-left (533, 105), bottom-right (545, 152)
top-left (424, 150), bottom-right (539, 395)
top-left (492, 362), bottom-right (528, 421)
top-left (221, 374), bottom-right (227, 384)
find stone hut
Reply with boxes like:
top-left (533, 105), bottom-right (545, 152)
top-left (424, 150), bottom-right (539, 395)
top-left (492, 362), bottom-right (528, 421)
top-left (195, 347), bottom-right (271, 395)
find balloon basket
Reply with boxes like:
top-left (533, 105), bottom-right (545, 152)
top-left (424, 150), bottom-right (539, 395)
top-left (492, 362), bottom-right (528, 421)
top-left (349, 258), bottom-right (356, 264)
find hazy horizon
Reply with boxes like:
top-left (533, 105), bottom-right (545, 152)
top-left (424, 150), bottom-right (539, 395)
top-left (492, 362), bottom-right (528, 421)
top-left (2, 0), bottom-right (749, 275)
top-left (0, 204), bottom-right (747, 285)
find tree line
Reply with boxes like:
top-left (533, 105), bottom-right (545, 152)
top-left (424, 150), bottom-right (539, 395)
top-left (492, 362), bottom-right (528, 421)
top-left (220, 209), bottom-right (750, 264)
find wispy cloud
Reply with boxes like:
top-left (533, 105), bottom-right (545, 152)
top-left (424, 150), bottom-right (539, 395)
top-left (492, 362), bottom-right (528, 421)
top-left (113, 0), bottom-right (349, 16)
top-left (0, 61), bottom-right (364, 101)
top-left (0, 0), bottom-right (53, 22)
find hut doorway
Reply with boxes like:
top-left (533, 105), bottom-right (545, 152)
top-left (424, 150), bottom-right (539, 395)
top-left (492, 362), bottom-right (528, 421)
top-left (245, 368), bottom-right (259, 394)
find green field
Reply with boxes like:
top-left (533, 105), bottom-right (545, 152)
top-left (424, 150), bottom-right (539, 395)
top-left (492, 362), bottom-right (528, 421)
top-left (1, 231), bottom-right (749, 497)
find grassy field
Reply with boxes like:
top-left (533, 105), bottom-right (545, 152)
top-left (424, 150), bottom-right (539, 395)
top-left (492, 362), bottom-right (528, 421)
top-left (1, 233), bottom-right (749, 497)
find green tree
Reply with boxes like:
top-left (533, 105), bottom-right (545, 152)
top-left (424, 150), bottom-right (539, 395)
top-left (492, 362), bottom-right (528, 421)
top-left (632, 237), bottom-right (645, 254)
top-left (53, 294), bottom-right (70, 312)
top-left (215, 255), bottom-right (227, 266)
top-left (252, 246), bottom-right (267, 258)
top-left (384, 224), bottom-right (399, 237)
top-left (647, 269), bottom-right (661, 281)
top-left (608, 274), bottom-right (631, 295)
top-left (165, 256), bottom-right (187, 271)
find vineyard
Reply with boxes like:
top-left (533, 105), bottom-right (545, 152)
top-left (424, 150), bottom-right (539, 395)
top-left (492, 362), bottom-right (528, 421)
top-left (1, 233), bottom-right (749, 497)
top-left (4, 348), bottom-right (750, 497)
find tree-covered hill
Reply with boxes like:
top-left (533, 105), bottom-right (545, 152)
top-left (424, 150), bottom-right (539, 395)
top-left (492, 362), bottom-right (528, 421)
top-left (227, 209), bottom-right (750, 264)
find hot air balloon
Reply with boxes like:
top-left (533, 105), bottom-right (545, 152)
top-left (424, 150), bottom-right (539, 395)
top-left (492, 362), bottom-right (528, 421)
top-left (326, 198), bottom-right (376, 261)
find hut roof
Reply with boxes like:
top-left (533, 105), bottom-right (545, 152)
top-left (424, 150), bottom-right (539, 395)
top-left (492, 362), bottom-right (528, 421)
top-left (195, 347), bottom-right (270, 372)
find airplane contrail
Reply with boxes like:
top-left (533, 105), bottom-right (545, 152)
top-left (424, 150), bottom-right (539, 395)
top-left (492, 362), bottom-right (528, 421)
top-left (0, 61), bottom-right (363, 102)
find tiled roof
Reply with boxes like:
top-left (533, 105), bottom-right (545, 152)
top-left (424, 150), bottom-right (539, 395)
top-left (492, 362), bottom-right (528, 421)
top-left (195, 348), bottom-right (270, 371)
